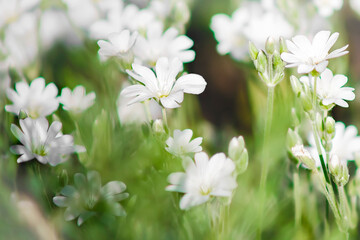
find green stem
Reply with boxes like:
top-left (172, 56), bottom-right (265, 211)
top-left (293, 171), bottom-right (301, 227)
top-left (338, 186), bottom-right (350, 232)
top-left (257, 85), bottom-right (275, 239)
top-left (162, 108), bottom-right (168, 127)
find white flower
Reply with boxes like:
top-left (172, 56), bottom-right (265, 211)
top-left (281, 30), bottom-right (348, 74)
top-left (97, 30), bottom-right (137, 61)
top-left (122, 57), bottom-right (206, 109)
top-left (300, 68), bottom-right (355, 108)
top-left (166, 152), bottom-right (237, 210)
top-left (316, 69), bottom-right (355, 108)
top-left (308, 122), bottom-right (360, 166)
top-left (58, 86), bottom-right (96, 114)
top-left (210, 3), bottom-right (293, 61)
top-left (133, 22), bottom-right (195, 65)
top-left (350, 0), bottom-right (360, 16)
top-left (165, 129), bottom-right (202, 156)
top-left (10, 117), bottom-right (76, 166)
top-left (5, 77), bottom-right (59, 118)
top-left (314, 0), bottom-right (343, 17)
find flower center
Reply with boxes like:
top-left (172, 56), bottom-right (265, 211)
top-left (199, 185), bottom-right (212, 196)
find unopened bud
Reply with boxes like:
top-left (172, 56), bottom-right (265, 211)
top-left (18, 110), bottom-right (28, 120)
top-left (290, 76), bottom-right (302, 96)
top-left (300, 91), bottom-right (312, 112)
top-left (228, 136), bottom-right (245, 160)
top-left (291, 144), bottom-right (316, 170)
top-left (329, 155), bottom-right (349, 186)
top-left (325, 116), bottom-right (335, 135)
top-left (152, 119), bottom-right (165, 134)
top-left (286, 128), bottom-right (302, 151)
top-left (273, 50), bottom-right (284, 72)
top-left (228, 136), bottom-right (248, 174)
top-left (279, 37), bottom-right (287, 54)
top-left (291, 108), bottom-right (300, 127)
top-left (265, 37), bottom-right (275, 55)
top-left (249, 41), bottom-right (259, 61)
top-left (257, 50), bottom-right (267, 73)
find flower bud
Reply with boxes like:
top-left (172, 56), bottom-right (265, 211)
top-left (286, 128), bottom-right (302, 151)
top-left (290, 75), bottom-right (302, 96)
top-left (291, 108), bottom-right (300, 127)
top-left (228, 136), bottom-right (245, 160)
top-left (265, 37), bottom-right (275, 55)
top-left (249, 41), bottom-right (259, 61)
top-left (279, 37), bottom-right (287, 54)
top-left (291, 144), bottom-right (316, 170)
top-left (228, 136), bottom-right (248, 174)
top-left (256, 50), bottom-right (267, 73)
top-left (273, 50), bottom-right (284, 72)
top-left (325, 116), bottom-right (335, 135)
top-left (300, 91), bottom-right (312, 112)
top-left (152, 119), bottom-right (165, 134)
top-left (329, 155), bottom-right (349, 186)
top-left (18, 109), bottom-right (28, 120)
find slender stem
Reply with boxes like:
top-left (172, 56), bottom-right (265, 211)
top-left (257, 85), bottom-right (275, 239)
top-left (162, 108), bottom-right (168, 127)
top-left (338, 186), bottom-right (350, 232)
top-left (293, 171), bottom-right (301, 227)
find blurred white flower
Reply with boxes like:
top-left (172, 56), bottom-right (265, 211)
top-left (133, 22), bottom-right (195, 66)
top-left (122, 57), bottom-right (206, 109)
top-left (210, 2), bottom-right (293, 61)
top-left (117, 88), bottom-right (162, 124)
top-left (314, 0), bottom-right (343, 17)
top-left (10, 117), bottom-right (76, 166)
top-left (300, 69), bottom-right (355, 108)
top-left (6, 77), bottom-right (59, 118)
top-left (166, 152), bottom-right (237, 210)
top-left (39, 9), bottom-right (81, 50)
top-left (4, 13), bottom-right (38, 68)
top-left (58, 86), bottom-right (96, 114)
top-left (281, 30), bottom-right (348, 74)
top-left (53, 171), bottom-right (128, 226)
top-left (350, 0), bottom-right (360, 16)
top-left (98, 30), bottom-right (137, 62)
top-left (165, 129), bottom-right (202, 156)
top-left (0, 0), bottom-right (39, 29)
top-left (308, 122), bottom-right (360, 166)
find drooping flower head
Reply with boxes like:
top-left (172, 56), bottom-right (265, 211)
top-left (281, 30), bottom-right (348, 74)
top-left (122, 57), bottom-right (206, 109)
top-left (166, 152), bottom-right (237, 210)
top-left (5, 77), bottom-right (59, 118)
top-left (58, 85), bottom-right (96, 114)
top-left (10, 117), bottom-right (77, 166)
top-left (53, 171), bottom-right (129, 226)
top-left (165, 129), bottom-right (202, 157)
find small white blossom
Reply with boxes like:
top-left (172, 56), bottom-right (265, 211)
top-left (300, 68), bottom-right (355, 108)
top-left (58, 86), bottom-right (96, 114)
top-left (165, 129), bottom-right (202, 156)
top-left (122, 57), bottom-right (206, 109)
top-left (166, 152), bottom-right (237, 210)
top-left (314, 0), bottom-right (343, 17)
top-left (133, 22), bottom-right (195, 65)
top-left (308, 122), bottom-right (360, 166)
top-left (281, 30), bottom-right (348, 74)
top-left (5, 77), bottom-right (59, 118)
top-left (10, 117), bottom-right (76, 166)
top-left (210, 3), bottom-right (293, 61)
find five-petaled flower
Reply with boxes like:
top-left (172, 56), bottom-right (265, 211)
top-left (165, 129), bottom-right (202, 157)
top-left (166, 152), bottom-right (237, 210)
top-left (10, 117), bottom-right (77, 166)
top-left (281, 30), bottom-right (348, 74)
top-left (121, 57), bottom-right (206, 109)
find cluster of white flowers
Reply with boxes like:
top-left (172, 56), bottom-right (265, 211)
top-left (210, 1), bottom-right (293, 61)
